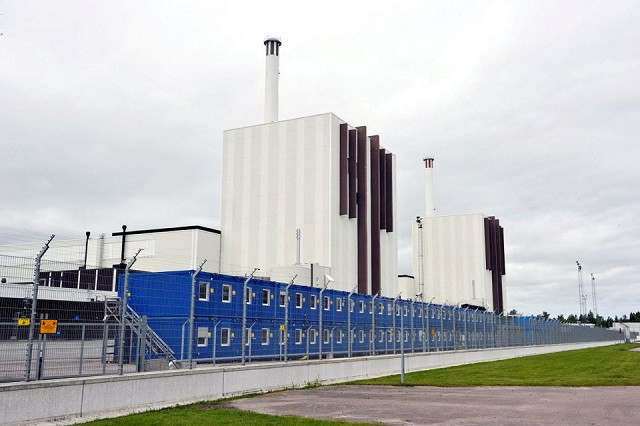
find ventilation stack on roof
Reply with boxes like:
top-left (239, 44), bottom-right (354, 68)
top-left (264, 37), bottom-right (282, 123)
top-left (423, 158), bottom-right (435, 217)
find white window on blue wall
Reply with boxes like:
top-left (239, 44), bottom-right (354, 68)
top-left (310, 294), bottom-right (317, 310)
top-left (388, 303), bottom-right (392, 315)
top-left (197, 327), bottom-right (208, 346)
top-left (198, 281), bottom-right (209, 301)
top-left (222, 284), bottom-right (231, 303)
top-left (296, 293), bottom-right (303, 308)
top-left (221, 328), bottom-right (230, 346)
top-left (261, 328), bottom-right (269, 345)
top-left (323, 296), bottom-right (330, 311)
top-left (336, 298), bottom-right (343, 311)
top-left (245, 287), bottom-right (252, 304)
top-left (295, 329), bottom-right (302, 344)
top-left (379, 303), bottom-right (384, 314)
top-left (359, 300), bottom-right (365, 313)
top-left (262, 289), bottom-right (270, 306)
top-left (279, 291), bottom-right (286, 307)
top-left (310, 329), bottom-right (317, 345)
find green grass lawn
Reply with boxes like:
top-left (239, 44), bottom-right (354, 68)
top-left (81, 402), bottom-right (372, 426)
top-left (351, 343), bottom-right (640, 387)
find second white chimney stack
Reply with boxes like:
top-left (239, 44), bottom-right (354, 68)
top-left (264, 37), bottom-right (282, 123)
top-left (424, 157), bottom-right (435, 217)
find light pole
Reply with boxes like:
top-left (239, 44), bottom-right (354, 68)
top-left (241, 268), bottom-right (259, 365)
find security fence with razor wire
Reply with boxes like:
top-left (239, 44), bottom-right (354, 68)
top-left (0, 236), bottom-right (622, 384)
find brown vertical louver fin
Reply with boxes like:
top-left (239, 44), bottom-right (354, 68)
top-left (484, 216), bottom-right (506, 314)
top-left (379, 148), bottom-right (387, 230)
top-left (339, 123), bottom-right (348, 215)
top-left (499, 226), bottom-right (506, 275)
top-left (348, 129), bottom-right (357, 219)
top-left (385, 153), bottom-right (393, 232)
top-left (484, 218), bottom-right (491, 270)
top-left (356, 126), bottom-right (368, 294)
top-left (370, 135), bottom-right (381, 296)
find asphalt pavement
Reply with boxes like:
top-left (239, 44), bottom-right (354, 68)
top-left (227, 384), bottom-right (640, 425)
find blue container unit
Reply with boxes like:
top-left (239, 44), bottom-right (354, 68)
top-left (117, 271), bottom-right (510, 364)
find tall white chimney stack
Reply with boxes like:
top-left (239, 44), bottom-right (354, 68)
top-left (264, 37), bottom-right (282, 123)
top-left (423, 157), bottom-right (435, 217)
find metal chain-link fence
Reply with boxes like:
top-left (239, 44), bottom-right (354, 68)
top-left (0, 237), bottom-right (623, 384)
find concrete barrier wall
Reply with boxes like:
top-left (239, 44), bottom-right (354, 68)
top-left (0, 341), bottom-right (619, 424)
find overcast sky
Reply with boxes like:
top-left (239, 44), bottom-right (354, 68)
top-left (1, 1), bottom-right (638, 318)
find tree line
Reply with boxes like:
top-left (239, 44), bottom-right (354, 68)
top-left (507, 309), bottom-right (640, 329)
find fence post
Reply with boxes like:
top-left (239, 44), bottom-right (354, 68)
top-left (474, 309), bottom-right (478, 349)
top-left (400, 304), bottom-right (405, 385)
top-left (319, 282), bottom-right (330, 359)
top-left (241, 268), bottom-right (258, 366)
top-left (138, 316), bottom-right (148, 372)
top-left (25, 235), bottom-right (54, 382)
top-left (452, 306), bottom-right (457, 351)
top-left (410, 299), bottom-right (415, 353)
top-left (347, 287), bottom-right (355, 357)
top-left (284, 276), bottom-right (296, 362)
top-left (79, 324), bottom-right (86, 376)
top-left (371, 293), bottom-right (378, 356)
top-left (102, 323), bottom-right (108, 374)
top-left (118, 248), bottom-right (141, 375)
top-left (393, 295), bottom-right (399, 354)
top-left (188, 259), bottom-right (207, 369)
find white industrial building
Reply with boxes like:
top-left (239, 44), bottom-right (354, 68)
top-left (0, 225), bottom-right (221, 302)
top-left (220, 38), bottom-right (398, 296)
top-left (410, 158), bottom-right (506, 314)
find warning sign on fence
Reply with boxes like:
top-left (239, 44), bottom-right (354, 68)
top-left (39, 319), bottom-right (58, 334)
top-left (18, 318), bottom-right (30, 326)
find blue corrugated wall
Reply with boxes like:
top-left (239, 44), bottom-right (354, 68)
top-left (117, 271), bottom-right (554, 363)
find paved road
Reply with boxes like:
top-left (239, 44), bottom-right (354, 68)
top-left (227, 385), bottom-right (640, 425)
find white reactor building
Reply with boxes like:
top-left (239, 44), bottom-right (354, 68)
top-left (220, 38), bottom-right (399, 296)
top-left (408, 158), bottom-right (506, 313)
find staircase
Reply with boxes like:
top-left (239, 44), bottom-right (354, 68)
top-left (103, 297), bottom-right (179, 368)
